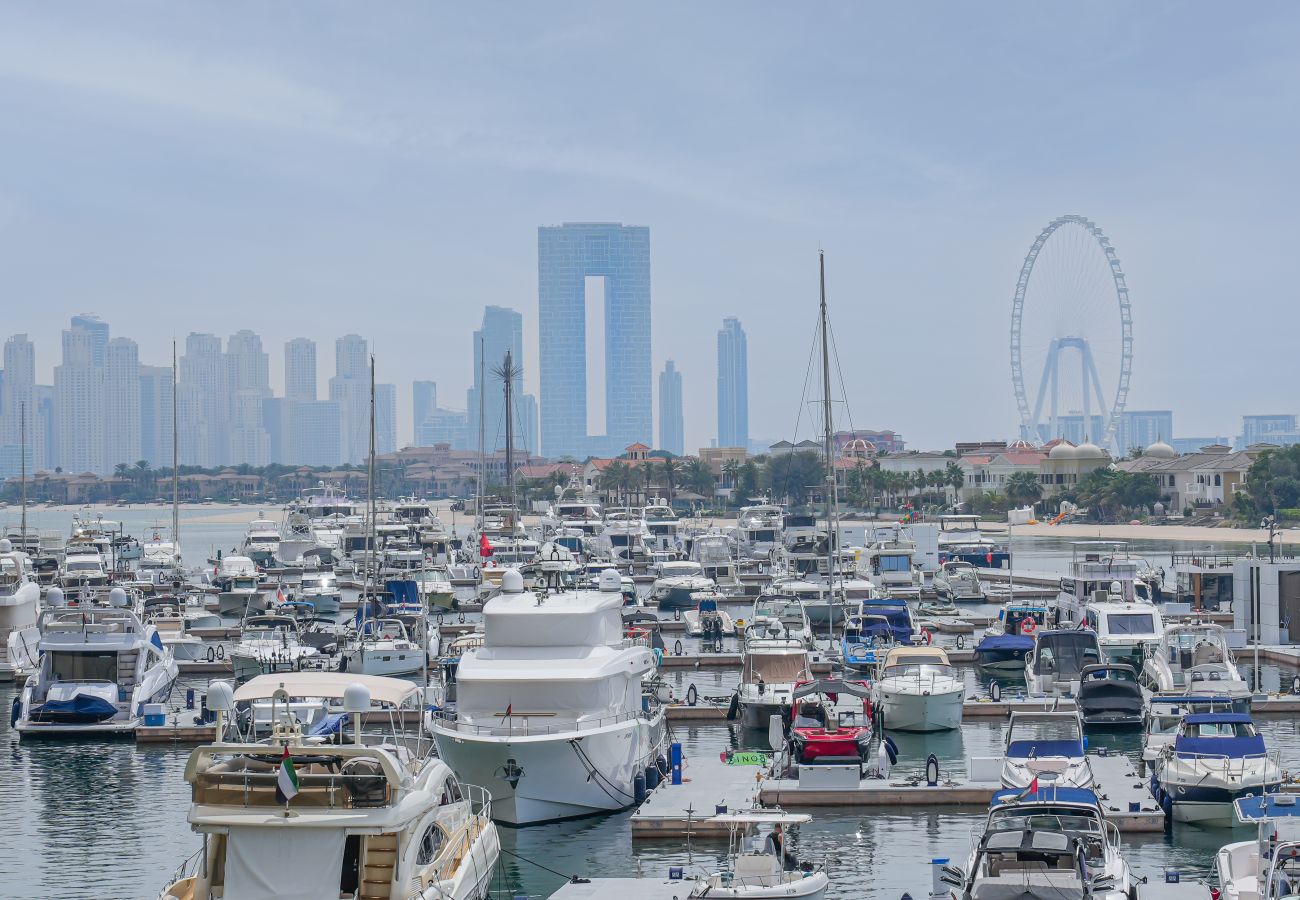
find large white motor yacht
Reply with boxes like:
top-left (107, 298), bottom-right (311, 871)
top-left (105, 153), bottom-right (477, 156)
top-left (160, 674), bottom-right (500, 900)
top-left (216, 555), bottom-right (266, 617)
top-left (873, 645), bottom-right (965, 732)
top-left (0, 539), bottom-right (41, 680)
top-left (15, 587), bottom-right (179, 735)
top-left (1000, 710), bottom-right (1094, 790)
top-left (428, 569), bottom-right (666, 825)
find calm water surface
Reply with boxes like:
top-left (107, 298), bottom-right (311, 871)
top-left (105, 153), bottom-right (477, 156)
top-left (1, 506), bottom-right (1293, 897)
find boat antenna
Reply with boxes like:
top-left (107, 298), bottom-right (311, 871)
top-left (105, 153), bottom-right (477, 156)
top-left (818, 251), bottom-right (841, 641)
top-left (172, 339), bottom-right (180, 568)
top-left (493, 351), bottom-right (522, 507)
top-left (476, 336), bottom-right (485, 522)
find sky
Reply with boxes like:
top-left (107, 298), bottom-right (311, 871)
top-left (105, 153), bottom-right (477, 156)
top-left (1, 3), bottom-right (1297, 453)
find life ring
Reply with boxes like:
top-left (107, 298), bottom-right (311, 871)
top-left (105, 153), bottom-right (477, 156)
top-left (921, 628), bottom-right (933, 646)
top-left (1021, 618), bottom-right (1037, 636)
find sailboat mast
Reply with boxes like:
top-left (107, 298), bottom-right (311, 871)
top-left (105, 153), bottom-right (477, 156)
top-left (476, 336), bottom-right (485, 520)
top-left (503, 351), bottom-right (515, 503)
top-left (368, 355), bottom-right (377, 600)
top-left (19, 401), bottom-right (26, 545)
top-left (172, 340), bottom-right (179, 566)
top-left (818, 251), bottom-right (840, 605)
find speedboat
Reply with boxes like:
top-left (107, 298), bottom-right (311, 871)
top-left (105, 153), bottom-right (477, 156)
top-left (942, 785), bottom-right (1135, 900)
top-left (736, 501), bottom-right (785, 561)
top-left (1079, 594), bottom-right (1164, 669)
top-left (1140, 695), bottom-right (1246, 776)
top-left (840, 612), bottom-right (897, 673)
top-left (937, 514), bottom-right (1008, 568)
top-left (1217, 794), bottom-right (1300, 900)
top-left (933, 560), bottom-right (984, 602)
top-left (788, 679), bottom-right (873, 766)
top-left (216, 555), bottom-right (266, 617)
top-left (0, 539), bottom-right (41, 680)
top-left (15, 587), bottom-right (179, 735)
top-left (341, 616), bottom-right (427, 677)
top-left (732, 638), bottom-right (812, 728)
top-left (652, 560), bottom-right (715, 611)
top-left (240, 516), bottom-right (281, 567)
top-left (1150, 712), bottom-right (1281, 825)
top-left (1001, 710), bottom-right (1093, 790)
top-left (973, 601), bottom-right (1050, 672)
top-left (742, 594), bottom-right (813, 647)
top-left (298, 568), bottom-right (342, 615)
top-left (683, 591), bottom-right (735, 637)
top-left (140, 596), bottom-right (206, 662)
top-left (690, 811), bottom-right (829, 900)
top-left (1140, 622), bottom-right (1250, 700)
top-left (1076, 664), bottom-right (1144, 729)
top-left (229, 613), bottom-right (323, 683)
top-left (873, 645), bottom-right (965, 732)
top-left (1024, 630), bottom-right (1102, 697)
top-left (159, 674), bottom-right (500, 900)
top-left (58, 548), bottom-right (111, 600)
top-left (428, 569), bottom-right (667, 825)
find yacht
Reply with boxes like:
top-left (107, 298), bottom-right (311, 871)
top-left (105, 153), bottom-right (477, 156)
top-left (942, 786), bottom-right (1135, 900)
top-left (1217, 794), bottom-right (1300, 900)
top-left (229, 613), bottom-right (324, 683)
top-left (743, 594), bottom-right (813, 647)
top-left (683, 591), bottom-right (735, 637)
top-left (139, 529), bottom-right (182, 578)
top-left (651, 559), bottom-right (714, 611)
top-left (1140, 622), bottom-right (1250, 700)
top-left (642, 499), bottom-right (680, 554)
top-left (341, 616), bottom-right (427, 677)
top-left (736, 501), bottom-right (784, 561)
top-left (1076, 664), bottom-right (1144, 728)
top-left (1140, 694), bottom-right (1246, 777)
top-left (428, 569), bottom-right (667, 825)
top-left (932, 560), bottom-right (984, 603)
top-left (1150, 712), bottom-right (1281, 825)
top-left (0, 539), bottom-right (41, 680)
top-left (732, 637), bottom-right (812, 728)
top-left (1079, 593), bottom-right (1164, 670)
top-left (1001, 710), bottom-right (1093, 790)
top-left (1056, 541), bottom-right (1152, 627)
top-left (840, 610), bottom-right (900, 674)
top-left (240, 516), bottom-right (282, 568)
top-left (159, 674), bottom-right (500, 900)
top-left (15, 587), bottom-right (179, 735)
top-left (216, 555), bottom-right (266, 617)
top-left (58, 547), bottom-right (111, 599)
top-left (873, 645), bottom-right (965, 732)
top-left (973, 600), bottom-right (1051, 671)
top-left (1024, 629), bottom-right (1102, 697)
top-left (692, 811), bottom-right (829, 900)
top-left (859, 532), bottom-right (918, 591)
top-left (140, 595), bottom-right (205, 662)
top-left (298, 568), bottom-right (342, 615)
top-left (937, 514), bottom-right (1007, 568)
top-left (604, 508), bottom-right (651, 566)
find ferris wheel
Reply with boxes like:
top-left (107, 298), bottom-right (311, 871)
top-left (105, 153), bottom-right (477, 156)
top-left (1010, 214), bottom-right (1133, 450)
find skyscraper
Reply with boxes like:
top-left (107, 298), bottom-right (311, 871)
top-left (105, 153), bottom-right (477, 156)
top-left (375, 383), bottom-right (397, 455)
top-left (139, 364), bottom-right (174, 469)
top-left (178, 333), bottom-right (225, 466)
top-left (717, 317), bottom-right (748, 449)
top-left (288, 400), bottom-right (342, 466)
top-left (285, 338), bottom-right (317, 402)
top-left (413, 381), bottom-right (437, 441)
top-left (104, 337), bottom-right (141, 470)
top-left (329, 334), bottom-right (370, 464)
top-left (659, 360), bottom-right (684, 456)
top-left (1, 334), bottom-right (42, 472)
top-left (225, 330), bottom-right (270, 466)
top-left (538, 222), bottom-right (651, 457)
top-left (54, 318), bottom-right (107, 474)
top-left (1116, 410), bottom-right (1174, 455)
top-left (467, 306), bottom-right (530, 454)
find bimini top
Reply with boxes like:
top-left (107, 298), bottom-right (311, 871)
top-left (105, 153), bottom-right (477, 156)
top-left (1184, 712), bottom-right (1253, 726)
top-left (232, 673), bottom-right (420, 707)
top-left (1175, 713), bottom-right (1265, 758)
top-left (992, 787), bottom-right (1099, 807)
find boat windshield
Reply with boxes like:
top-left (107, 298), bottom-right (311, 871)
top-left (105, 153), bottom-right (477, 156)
top-left (1185, 720), bottom-right (1257, 738)
top-left (1103, 612), bottom-right (1156, 635)
top-left (883, 663), bottom-right (953, 679)
top-left (1032, 634), bottom-right (1100, 675)
top-left (988, 809), bottom-right (1102, 836)
top-left (1147, 714), bottom-right (1182, 735)
top-left (65, 559), bottom-right (103, 573)
top-left (743, 652), bottom-right (810, 684)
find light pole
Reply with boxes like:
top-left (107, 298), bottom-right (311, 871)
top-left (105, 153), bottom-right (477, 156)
top-left (1263, 515), bottom-right (1281, 564)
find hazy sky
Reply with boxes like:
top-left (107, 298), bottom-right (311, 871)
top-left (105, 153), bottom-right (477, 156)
top-left (2, 3), bottom-right (1297, 452)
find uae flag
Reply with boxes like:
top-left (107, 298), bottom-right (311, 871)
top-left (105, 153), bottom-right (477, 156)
top-left (276, 746), bottom-right (300, 803)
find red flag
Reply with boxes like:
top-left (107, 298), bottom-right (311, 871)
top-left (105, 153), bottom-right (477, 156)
top-left (986, 549), bottom-right (994, 565)
top-left (504, 702), bottom-right (512, 718)
top-left (479, 534), bottom-right (493, 558)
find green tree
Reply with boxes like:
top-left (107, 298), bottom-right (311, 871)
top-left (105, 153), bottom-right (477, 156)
top-left (1237, 444), bottom-right (1300, 519)
top-left (681, 458), bottom-right (716, 498)
top-left (1005, 470), bottom-right (1043, 508)
top-left (763, 451), bottom-right (823, 506)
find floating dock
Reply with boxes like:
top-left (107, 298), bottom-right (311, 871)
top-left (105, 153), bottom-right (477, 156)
top-left (630, 754), bottom-right (765, 837)
top-left (136, 723), bottom-right (218, 744)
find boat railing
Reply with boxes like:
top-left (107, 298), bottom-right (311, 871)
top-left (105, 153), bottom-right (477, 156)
top-left (1167, 747), bottom-right (1281, 778)
top-left (430, 707), bottom-right (653, 738)
top-left (162, 846), bottom-right (204, 898)
top-left (194, 766), bottom-right (396, 809)
top-left (430, 785), bottom-right (493, 883)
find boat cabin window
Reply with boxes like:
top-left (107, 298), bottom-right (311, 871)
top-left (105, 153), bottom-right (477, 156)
top-left (1083, 667), bottom-right (1137, 683)
top-left (884, 662), bottom-right (954, 679)
top-left (749, 529), bottom-right (778, 542)
top-left (416, 822), bottom-right (445, 866)
top-left (1148, 713), bottom-right (1182, 735)
top-left (48, 650), bottom-right (119, 682)
top-left (65, 559), bottom-right (103, 573)
top-left (877, 555), bottom-right (911, 573)
top-left (1033, 635), bottom-right (1100, 675)
top-left (1103, 613), bottom-right (1155, 635)
top-left (743, 653), bottom-right (811, 684)
top-left (1185, 720), bottom-right (1257, 739)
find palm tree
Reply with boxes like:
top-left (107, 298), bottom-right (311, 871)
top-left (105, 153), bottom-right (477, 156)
top-left (659, 457), bottom-right (679, 503)
top-left (682, 458), bottom-right (716, 499)
top-left (598, 461), bottom-right (631, 504)
top-left (1005, 470), bottom-right (1043, 508)
top-left (721, 459), bottom-right (741, 493)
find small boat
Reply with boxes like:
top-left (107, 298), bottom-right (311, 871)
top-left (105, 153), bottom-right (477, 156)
top-left (1140, 621), bottom-right (1250, 700)
top-left (873, 645), bottom-right (965, 733)
top-left (652, 560), bottom-right (715, 611)
top-left (742, 594), bottom-right (813, 647)
top-left (1150, 711), bottom-right (1281, 825)
top-left (229, 613), bottom-right (323, 683)
top-left (733, 638), bottom-right (812, 729)
top-left (916, 597), bottom-right (958, 618)
top-left (942, 785), bottom-right (1135, 900)
top-left (789, 678), bottom-right (873, 765)
top-left (340, 617), bottom-right (427, 677)
top-left (840, 612), bottom-right (897, 673)
top-left (683, 591), bottom-right (735, 637)
top-left (1140, 694), bottom-right (1245, 776)
top-left (1023, 629), bottom-right (1102, 697)
top-left (1001, 710), bottom-right (1093, 790)
top-left (1076, 664), bottom-right (1144, 728)
top-left (215, 556), bottom-right (266, 617)
top-left (1216, 793), bottom-right (1300, 900)
top-left (973, 601), bottom-right (1050, 671)
top-left (691, 811), bottom-right (829, 900)
top-left (297, 568), bottom-right (341, 615)
top-left (933, 560), bottom-right (984, 602)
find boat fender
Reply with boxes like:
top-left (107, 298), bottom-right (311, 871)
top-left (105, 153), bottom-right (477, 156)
top-left (921, 628), bottom-right (933, 645)
top-left (955, 634), bottom-right (964, 650)
top-left (206, 645), bottom-right (216, 663)
top-left (686, 683), bottom-right (698, 707)
top-left (634, 771), bottom-right (647, 804)
top-left (883, 735), bottom-right (898, 765)
top-left (652, 647), bottom-right (663, 666)
top-left (726, 693), bottom-right (740, 721)
top-left (216, 644), bottom-right (225, 660)
top-left (10, 697), bottom-right (19, 728)
top-left (673, 639), bottom-right (683, 657)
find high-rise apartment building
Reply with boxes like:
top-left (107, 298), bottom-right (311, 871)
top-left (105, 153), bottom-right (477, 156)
top-left (716, 318), bottom-right (748, 449)
top-left (413, 381), bottom-right (437, 440)
top-left (54, 318), bottom-right (107, 474)
top-left (1116, 410), bottom-right (1174, 455)
top-left (330, 334), bottom-right (370, 465)
top-left (375, 383), bottom-right (397, 455)
top-left (1238, 414), bottom-right (1300, 450)
top-left (658, 360), bottom-right (684, 456)
top-left (139, 364), bottom-right (174, 468)
top-left (104, 337), bottom-right (141, 470)
top-left (288, 400), bottom-right (342, 466)
top-left (416, 408), bottom-right (470, 448)
top-left (538, 222), bottom-right (651, 457)
top-left (224, 330), bottom-right (270, 466)
top-left (178, 333), bottom-right (225, 467)
top-left (1, 334), bottom-right (42, 472)
top-left (285, 338), bottom-right (317, 402)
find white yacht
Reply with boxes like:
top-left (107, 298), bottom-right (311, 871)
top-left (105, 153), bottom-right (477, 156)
top-left (1140, 622), bottom-right (1249, 699)
top-left (736, 501), bottom-right (784, 561)
top-left (298, 568), bottom-right (342, 615)
top-left (240, 516), bottom-right (282, 567)
top-left (942, 786), bottom-right (1135, 900)
top-left (642, 498), bottom-right (680, 554)
top-left (1140, 694), bottom-right (1245, 776)
top-left (932, 560), bottom-right (984, 602)
top-left (428, 569), bottom-right (666, 825)
top-left (160, 674), bottom-right (500, 900)
top-left (58, 547), bottom-right (111, 599)
top-left (859, 533), bottom-right (919, 591)
top-left (341, 616), bottom-right (426, 677)
top-left (229, 613), bottom-right (323, 683)
top-left (15, 587), bottom-right (179, 735)
top-left (743, 594), bottom-right (813, 646)
top-left (216, 555), bottom-right (265, 617)
top-left (1217, 794), bottom-right (1300, 900)
top-left (140, 596), bottom-right (205, 662)
top-left (1150, 711), bottom-right (1281, 825)
top-left (0, 539), bottom-right (41, 680)
top-left (1024, 629), bottom-right (1102, 697)
top-left (732, 637), bottom-right (812, 728)
top-left (139, 530), bottom-right (182, 578)
top-left (694, 811), bottom-right (829, 900)
top-left (1079, 590), bottom-right (1164, 669)
top-left (1001, 710), bottom-right (1093, 790)
top-left (651, 559), bottom-right (714, 611)
top-left (873, 645), bottom-right (965, 732)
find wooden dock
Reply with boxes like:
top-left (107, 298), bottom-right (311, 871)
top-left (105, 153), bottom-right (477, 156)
top-left (630, 754), bottom-right (766, 838)
top-left (136, 723), bottom-right (217, 744)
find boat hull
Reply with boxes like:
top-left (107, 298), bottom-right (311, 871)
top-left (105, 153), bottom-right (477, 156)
top-left (218, 591), bottom-right (267, 617)
top-left (433, 716), bottom-right (665, 826)
top-left (877, 686), bottom-right (963, 732)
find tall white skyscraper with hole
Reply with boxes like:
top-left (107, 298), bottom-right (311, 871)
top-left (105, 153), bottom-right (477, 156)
top-left (717, 317), bottom-right (748, 449)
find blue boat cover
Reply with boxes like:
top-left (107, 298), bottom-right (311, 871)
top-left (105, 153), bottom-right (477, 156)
top-left (698, 597), bottom-right (718, 612)
top-left (1007, 739), bottom-right (1084, 758)
top-left (976, 634), bottom-right (1034, 652)
top-left (992, 787), bottom-right (1099, 806)
top-left (860, 603), bottom-right (913, 643)
top-left (1184, 713), bottom-right (1253, 724)
top-left (150, 631), bottom-right (165, 652)
top-left (1235, 794), bottom-right (1300, 821)
top-left (385, 580), bottom-right (420, 606)
top-left (34, 694), bottom-right (117, 720)
top-left (1175, 734), bottom-right (1266, 758)
top-left (306, 712), bottom-right (346, 737)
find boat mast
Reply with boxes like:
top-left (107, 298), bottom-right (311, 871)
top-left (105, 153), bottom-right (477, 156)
top-left (171, 340), bottom-right (180, 568)
top-left (475, 336), bottom-right (485, 523)
top-left (367, 354), bottom-right (377, 604)
top-left (19, 400), bottom-right (26, 547)
top-left (818, 251), bottom-right (841, 628)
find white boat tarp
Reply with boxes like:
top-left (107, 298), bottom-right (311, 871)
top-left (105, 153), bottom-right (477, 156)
top-left (224, 827), bottom-right (347, 900)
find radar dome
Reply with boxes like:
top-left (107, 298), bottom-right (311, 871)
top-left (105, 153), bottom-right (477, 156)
top-left (207, 680), bottom-right (235, 712)
top-left (501, 568), bottom-right (525, 593)
top-left (343, 682), bottom-right (372, 714)
top-left (45, 587), bottom-right (65, 608)
top-left (108, 587), bottom-right (129, 608)
top-left (0, 539), bottom-right (11, 553)
top-left (599, 569), bottom-right (623, 592)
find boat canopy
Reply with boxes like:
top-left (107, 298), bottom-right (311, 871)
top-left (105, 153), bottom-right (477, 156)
top-left (882, 646), bottom-right (950, 667)
top-left (233, 672), bottom-right (420, 707)
top-left (1174, 712), bottom-right (1265, 757)
top-left (992, 787), bottom-right (1099, 807)
top-left (793, 679), bottom-right (871, 700)
top-left (1235, 794), bottom-right (1300, 822)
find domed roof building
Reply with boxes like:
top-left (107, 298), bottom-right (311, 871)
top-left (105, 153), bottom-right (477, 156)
top-left (1040, 437), bottom-right (1111, 493)
top-left (1144, 440), bottom-right (1177, 459)
top-left (1074, 441), bottom-right (1106, 460)
top-left (1047, 440), bottom-right (1077, 460)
